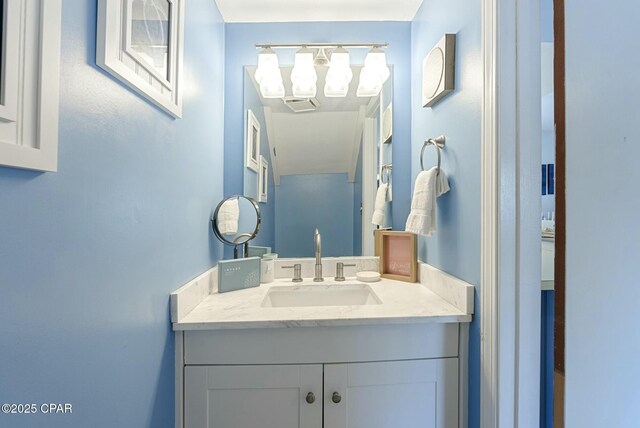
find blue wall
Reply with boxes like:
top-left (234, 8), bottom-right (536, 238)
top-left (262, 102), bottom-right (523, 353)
top-left (411, 0), bottom-right (482, 425)
top-left (541, 0), bottom-right (554, 43)
top-left (565, 1), bottom-right (640, 426)
top-left (224, 22), bottom-right (412, 231)
top-left (0, 1), bottom-right (225, 427)
top-left (275, 174), bottom-right (355, 258)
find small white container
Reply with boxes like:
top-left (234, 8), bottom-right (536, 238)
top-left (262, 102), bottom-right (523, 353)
top-left (261, 258), bottom-right (275, 283)
top-left (356, 271), bottom-right (381, 282)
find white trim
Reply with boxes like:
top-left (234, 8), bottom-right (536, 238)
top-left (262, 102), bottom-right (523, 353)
top-left (0, 0), bottom-right (20, 122)
top-left (258, 155), bottom-right (268, 203)
top-left (245, 109), bottom-right (260, 172)
top-left (481, 0), bottom-right (541, 426)
top-left (0, 0), bottom-right (61, 172)
top-left (347, 106), bottom-right (365, 182)
top-left (480, 0), bottom-right (500, 424)
top-left (97, 0), bottom-right (184, 118)
top-left (361, 118), bottom-right (377, 256)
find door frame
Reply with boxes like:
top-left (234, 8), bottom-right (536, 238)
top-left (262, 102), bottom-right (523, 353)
top-left (481, 0), bottom-right (542, 426)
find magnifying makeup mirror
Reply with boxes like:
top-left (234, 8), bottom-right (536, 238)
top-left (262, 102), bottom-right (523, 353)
top-left (211, 195), bottom-right (261, 258)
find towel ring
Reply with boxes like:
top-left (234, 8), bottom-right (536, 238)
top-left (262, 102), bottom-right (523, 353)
top-left (420, 135), bottom-right (446, 175)
top-left (381, 164), bottom-right (392, 184)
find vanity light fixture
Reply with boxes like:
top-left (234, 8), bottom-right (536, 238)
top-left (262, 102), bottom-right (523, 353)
top-left (255, 47), bottom-right (285, 98)
top-left (325, 47), bottom-right (353, 98)
top-left (291, 47), bottom-right (318, 98)
top-left (254, 43), bottom-right (389, 99)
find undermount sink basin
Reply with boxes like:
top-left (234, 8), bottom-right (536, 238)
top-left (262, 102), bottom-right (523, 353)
top-left (261, 283), bottom-right (382, 308)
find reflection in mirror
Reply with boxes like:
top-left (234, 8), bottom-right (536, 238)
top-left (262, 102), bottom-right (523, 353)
top-left (243, 64), bottom-right (393, 258)
top-left (130, 0), bottom-right (171, 81)
top-left (212, 196), bottom-right (261, 258)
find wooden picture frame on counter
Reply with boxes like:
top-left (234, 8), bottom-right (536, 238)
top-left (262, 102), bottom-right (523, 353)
top-left (375, 231), bottom-right (418, 283)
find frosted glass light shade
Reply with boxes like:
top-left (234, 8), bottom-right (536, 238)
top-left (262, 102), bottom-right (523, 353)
top-left (260, 78), bottom-right (285, 98)
top-left (255, 47), bottom-right (284, 98)
top-left (357, 47), bottom-right (389, 97)
top-left (291, 48), bottom-right (317, 98)
top-left (364, 48), bottom-right (390, 83)
top-left (325, 76), bottom-right (351, 97)
top-left (325, 47), bottom-right (353, 97)
top-left (255, 48), bottom-right (280, 84)
top-left (356, 68), bottom-right (383, 97)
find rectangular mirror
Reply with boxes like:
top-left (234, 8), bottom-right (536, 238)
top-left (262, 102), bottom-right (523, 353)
top-left (243, 64), bottom-right (393, 258)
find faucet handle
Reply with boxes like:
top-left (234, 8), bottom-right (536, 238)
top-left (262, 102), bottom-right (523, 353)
top-left (335, 262), bottom-right (356, 282)
top-left (282, 264), bottom-right (303, 282)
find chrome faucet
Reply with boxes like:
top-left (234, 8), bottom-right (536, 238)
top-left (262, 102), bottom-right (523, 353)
top-left (314, 229), bottom-right (323, 282)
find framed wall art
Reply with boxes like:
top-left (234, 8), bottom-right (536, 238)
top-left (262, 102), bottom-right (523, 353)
top-left (246, 109), bottom-right (260, 172)
top-left (258, 155), bottom-right (269, 203)
top-left (97, 0), bottom-right (184, 118)
top-left (376, 231), bottom-right (418, 283)
top-left (0, 0), bottom-right (61, 172)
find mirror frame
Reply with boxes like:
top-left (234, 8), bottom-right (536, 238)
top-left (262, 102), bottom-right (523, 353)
top-left (211, 195), bottom-right (262, 257)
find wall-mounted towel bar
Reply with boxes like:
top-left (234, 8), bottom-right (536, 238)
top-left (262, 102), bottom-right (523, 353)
top-left (420, 135), bottom-right (446, 175)
top-left (381, 163), bottom-right (393, 184)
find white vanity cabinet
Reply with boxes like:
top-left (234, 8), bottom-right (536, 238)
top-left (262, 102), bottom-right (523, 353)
top-left (185, 359), bottom-right (457, 428)
top-left (324, 359), bottom-right (458, 428)
top-left (185, 364), bottom-right (323, 428)
top-left (177, 323), bottom-right (466, 428)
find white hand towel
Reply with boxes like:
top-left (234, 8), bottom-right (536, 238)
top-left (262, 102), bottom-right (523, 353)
top-left (405, 167), bottom-right (450, 236)
top-left (372, 183), bottom-right (390, 226)
top-left (218, 198), bottom-right (240, 235)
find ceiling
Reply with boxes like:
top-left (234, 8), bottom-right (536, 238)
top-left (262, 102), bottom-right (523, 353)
top-left (271, 111), bottom-right (361, 177)
top-left (215, 0), bottom-right (425, 23)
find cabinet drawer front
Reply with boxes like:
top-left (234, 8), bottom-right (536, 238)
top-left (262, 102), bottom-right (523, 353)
top-left (184, 323), bottom-right (459, 365)
top-left (184, 365), bottom-right (322, 428)
top-left (324, 359), bottom-right (458, 428)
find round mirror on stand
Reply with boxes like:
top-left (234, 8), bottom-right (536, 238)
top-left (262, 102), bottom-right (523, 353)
top-left (211, 196), bottom-right (261, 258)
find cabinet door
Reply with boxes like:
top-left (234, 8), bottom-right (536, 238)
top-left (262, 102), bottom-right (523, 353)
top-left (324, 359), bottom-right (458, 428)
top-left (185, 364), bottom-right (322, 428)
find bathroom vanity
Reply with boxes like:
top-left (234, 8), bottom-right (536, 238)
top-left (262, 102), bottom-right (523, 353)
top-left (171, 258), bottom-right (473, 428)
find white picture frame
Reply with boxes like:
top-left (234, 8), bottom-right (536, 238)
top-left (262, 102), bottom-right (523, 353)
top-left (258, 155), bottom-right (269, 203)
top-left (97, 0), bottom-right (184, 118)
top-left (0, 0), bottom-right (62, 172)
top-left (246, 109), bottom-right (260, 172)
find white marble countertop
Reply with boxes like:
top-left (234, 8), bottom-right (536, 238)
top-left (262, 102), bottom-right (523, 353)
top-left (173, 276), bottom-right (472, 330)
